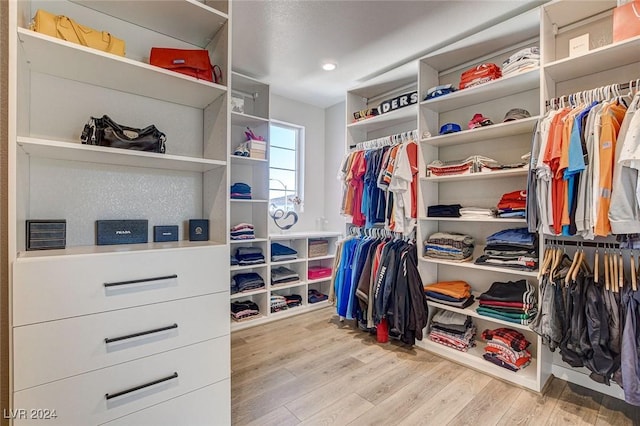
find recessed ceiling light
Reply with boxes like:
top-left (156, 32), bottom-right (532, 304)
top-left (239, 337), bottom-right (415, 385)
top-left (322, 62), bottom-right (337, 71)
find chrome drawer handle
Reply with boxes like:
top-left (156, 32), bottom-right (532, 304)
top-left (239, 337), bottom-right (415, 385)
top-left (103, 274), bottom-right (178, 288)
top-left (105, 372), bottom-right (178, 400)
top-left (105, 323), bottom-right (178, 344)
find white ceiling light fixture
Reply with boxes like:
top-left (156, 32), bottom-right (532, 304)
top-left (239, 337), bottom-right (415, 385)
top-left (322, 62), bottom-right (337, 71)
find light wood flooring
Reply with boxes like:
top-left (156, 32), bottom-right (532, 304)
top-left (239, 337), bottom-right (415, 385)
top-left (231, 307), bottom-right (640, 426)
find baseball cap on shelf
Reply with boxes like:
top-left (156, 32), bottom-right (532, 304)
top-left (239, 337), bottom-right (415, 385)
top-left (468, 113), bottom-right (493, 129)
top-left (503, 108), bottom-right (531, 122)
top-left (439, 123), bottom-right (462, 135)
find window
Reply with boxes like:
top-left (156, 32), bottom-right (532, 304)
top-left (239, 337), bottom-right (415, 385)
top-left (269, 121), bottom-right (304, 212)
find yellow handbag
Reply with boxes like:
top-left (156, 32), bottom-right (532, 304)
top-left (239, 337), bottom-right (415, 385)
top-left (30, 9), bottom-right (125, 57)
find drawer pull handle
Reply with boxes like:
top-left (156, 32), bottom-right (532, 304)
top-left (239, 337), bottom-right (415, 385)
top-left (105, 372), bottom-right (178, 400)
top-left (103, 274), bottom-right (178, 288)
top-left (105, 323), bottom-right (178, 344)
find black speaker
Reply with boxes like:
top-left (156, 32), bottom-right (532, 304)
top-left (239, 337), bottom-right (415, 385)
top-left (189, 219), bottom-right (209, 241)
top-left (26, 220), bottom-right (66, 251)
top-left (96, 220), bottom-right (148, 245)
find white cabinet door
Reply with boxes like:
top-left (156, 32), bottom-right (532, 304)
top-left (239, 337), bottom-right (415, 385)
top-left (13, 245), bottom-right (228, 325)
top-left (13, 293), bottom-right (229, 391)
top-left (101, 379), bottom-right (230, 426)
top-left (13, 337), bottom-right (229, 426)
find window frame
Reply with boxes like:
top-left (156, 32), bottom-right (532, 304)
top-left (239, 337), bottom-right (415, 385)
top-left (269, 120), bottom-right (304, 213)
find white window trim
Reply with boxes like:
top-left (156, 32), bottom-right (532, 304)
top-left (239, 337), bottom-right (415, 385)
top-left (269, 119), bottom-right (305, 213)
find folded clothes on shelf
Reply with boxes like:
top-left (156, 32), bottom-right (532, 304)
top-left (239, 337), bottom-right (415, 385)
top-left (231, 223), bottom-right (255, 240)
top-left (475, 228), bottom-right (538, 271)
top-left (230, 300), bottom-right (261, 321)
top-left (271, 242), bottom-right (298, 261)
top-left (459, 207), bottom-right (497, 218)
top-left (308, 289), bottom-right (328, 304)
top-left (424, 232), bottom-right (474, 262)
top-left (427, 155), bottom-right (524, 177)
top-left (497, 190), bottom-right (527, 218)
top-left (481, 327), bottom-right (532, 371)
top-left (429, 310), bottom-right (476, 352)
top-left (459, 63), bottom-right (502, 90)
top-left (235, 246), bottom-right (265, 265)
top-left (270, 294), bottom-right (288, 313)
top-left (424, 280), bottom-right (474, 308)
top-left (230, 182), bottom-right (252, 200)
top-left (427, 204), bottom-right (462, 217)
top-left (271, 266), bottom-right (300, 285)
top-left (284, 294), bottom-right (303, 308)
top-left (476, 279), bottom-right (537, 325)
top-left (231, 272), bottom-right (265, 294)
top-left (501, 47), bottom-right (540, 77)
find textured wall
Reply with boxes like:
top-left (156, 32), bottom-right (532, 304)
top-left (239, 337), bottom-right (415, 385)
top-left (1, 0), bottom-right (9, 421)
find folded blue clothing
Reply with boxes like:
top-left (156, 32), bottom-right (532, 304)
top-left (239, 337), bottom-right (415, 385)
top-left (271, 242), bottom-right (298, 256)
top-left (486, 227), bottom-right (536, 245)
top-left (236, 246), bottom-right (263, 257)
top-left (230, 182), bottom-right (252, 193)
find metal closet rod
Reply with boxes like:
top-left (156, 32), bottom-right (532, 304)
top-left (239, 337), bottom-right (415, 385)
top-left (544, 239), bottom-right (619, 248)
top-left (545, 80), bottom-right (639, 108)
top-left (349, 129), bottom-right (418, 150)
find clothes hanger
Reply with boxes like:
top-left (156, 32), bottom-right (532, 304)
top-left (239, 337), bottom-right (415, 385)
top-left (566, 243), bottom-right (579, 284)
top-left (594, 244), bottom-right (599, 284)
top-left (539, 243), bottom-right (553, 278)
top-left (604, 244), bottom-right (611, 291)
top-left (618, 247), bottom-right (624, 289)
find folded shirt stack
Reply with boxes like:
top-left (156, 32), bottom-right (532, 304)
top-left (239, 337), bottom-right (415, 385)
top-left (424, 280), bottom-right (475, 309)
top-left (427, 204), bottom-right (462, 218)
top-left (459, 207), bottom-right (497, 219)
top-left (234, 246), bottom-right (265, 265)
top-left (497, 190), bottom-right (526, 218)
top-left (424, 232), bottom-right (474, 262)
top-left (230, 255), bottom-right (239, 266)
top-left (476, 279), bottom-right (537, 325)
top-left (429, 310), bottom-right (476, 352)
top-left (270, 295), bottom-right (288, 313)
top-left (230, 300), bottom-right (260, 321)
top-left (231, 223), bottom-right (255, 240)
top-left (271, 266), bottom-right (300, 286)
top-left (231, 272), bottom-right (265, 294)
top-left (474, 228), bottom-right (538, 271)
top-left (230, 182), bottom-right (252, 200)
top-left (501, 47), bottom-right (540, 77)
top-left (308, 289), bottom-right (328, 304)
top-left (271, 242), bottom-right (298, 261)
top-left (481, 327), bottom-right (532, 371)
top-left (427, 155), bottom-right (512, 177)
top-left (284, 294), bottom-right (303, 308)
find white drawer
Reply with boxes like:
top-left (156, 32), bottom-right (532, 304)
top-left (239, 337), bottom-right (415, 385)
top-left (13, 337), bottom-right (229, 426)
top-left (14, 293), bottom-right (229, 391)
top-left (13, 245), bottom-right (228, 325)
top-left (101, 379), bottom-right (230, 426)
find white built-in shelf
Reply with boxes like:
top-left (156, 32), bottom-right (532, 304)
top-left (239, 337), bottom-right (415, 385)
top-left (230, 301), bottom-right (330, 331)
top-left (307, 300), bottom-right (331, 310)
top-left (230, 263), bottom-right (267, 272)
top-left (230, 199), bottom-right (269, 203)
top-left (230, 238), bottom-right (268, 244)
top-left (70, 0), bottom-right (228, 47)
top-left (346, 105), bottom-right (417, 133)
top-left (307, 254), bottom-right (336, 261)
top-left (17, 137), bottom-right (226, 173)
top-left (419, 245), bottom-right (538, 277)
top-left (230, 315), bottom-right (267, 330)
top-left (18, 29), bottom-right (227, 109)
top-left (270, 258), bottom-right (307, 267)
top-left (421, 167), bottom-right (528, 183)
top-left (543, 0), bottom-right (615, 28)
top-left (231, 111), bottom-right (270, 127)
top-left (420, 216), bottom-right (526, 223)
top-left (421, 117), bottom-right (539, 147)
top-left (269, 306), bottom-right (306, 319)
top-left (415, 339), bottom-right (539, 390)
top-left (17, 240), bottom-right (225, 259)
top-left (230, 288), bottom-right (267, 300)
top-left (420, 69), bottom-right (539, 113)
top-left (307, 277), bottom-right (333, 285)
top-left (270, 231), bottom-right (342, 240)
top-left (543, 36), bottom-right (640, 82)
top-left (270, 281), bottom-right (306, 291)
top-left (427, 297), bottom-right (533, 332)
top-left (230, 155), bottom-right (268, 164)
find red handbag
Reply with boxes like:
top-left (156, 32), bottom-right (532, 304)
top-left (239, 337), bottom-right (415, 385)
top-left (613, 1), bottom-right (640, 43)
top-left (149, 48), bottom-right (222, 84)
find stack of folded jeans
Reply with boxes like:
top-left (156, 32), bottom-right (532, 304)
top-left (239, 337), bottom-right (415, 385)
top-left (230, 272), bottom-right (265, 294)
top-left (230, 300), bottom-right (260, 321)
top-left (427, 204), bottom-right (462, 218)
top-left (501, 47), bottom-right (540, 77)
top-left (474, 228), bottom-right (537, 271)
top-left (271, 266), bottom-right (300, 286)
top-left (497, 190), bottom-right (526, 218)
top-left (308, 289), bottom-right (328, 304)
top-left (423, 280), bottom-right (474, 308)
top-left (230, 182), bottom-right (252, 200)
top-left (429, 310), bottom-right (476, 352)
top-left (230, 223), bottom-right (255, 240)
top-left (481, 327), bottom-right (532, 371)
top-left (271, 242), bottom-right (298, 261)
top-left (424, 232), bottom-right (474, 262)
top-left (270, 295), bottom-right (288, 313)
top-left (476, 279), bottom-right (537, 325)
top-left (284, 294), bottom-right (303, 308)
top-left (234, 246), bottom-right (265, 265)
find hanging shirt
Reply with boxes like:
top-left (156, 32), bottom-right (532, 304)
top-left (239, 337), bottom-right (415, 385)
top-left (348, 151), bottom-right (367, 226)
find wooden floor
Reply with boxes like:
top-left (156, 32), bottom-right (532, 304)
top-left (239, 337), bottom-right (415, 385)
top-left (231, 307), bottom-right (640, 426)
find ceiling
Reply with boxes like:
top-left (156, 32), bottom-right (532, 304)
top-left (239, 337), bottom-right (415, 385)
top-left (231, 0), bottom-right (545, 109)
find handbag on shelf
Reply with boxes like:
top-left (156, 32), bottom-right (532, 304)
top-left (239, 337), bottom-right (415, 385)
top-left (613, 0), bottom-right (640, 43)
top-left (29, 9), bottom-right (125, 56)
top-left (81, 115), bottom-right (166, 153)
top-left (150, 47), bottom-right (222, 84)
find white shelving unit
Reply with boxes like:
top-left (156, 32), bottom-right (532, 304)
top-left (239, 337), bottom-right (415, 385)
top-left (231, 232), bottom-right (341, 331)
top-left (8, 0), bottom-right (231, 423)
top-left (415, 8), bottom-right (548, 392)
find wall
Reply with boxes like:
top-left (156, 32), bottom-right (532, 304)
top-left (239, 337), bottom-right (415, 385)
top-left (269, 95), bottom-right (326, 233)
top-left (0, 0), bottom-right (8, 420)
top-left (323, 101), bottom-right (346, 233)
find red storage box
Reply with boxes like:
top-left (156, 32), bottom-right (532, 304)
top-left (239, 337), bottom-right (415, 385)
top-left (308, 266), bottom-right (332, 280)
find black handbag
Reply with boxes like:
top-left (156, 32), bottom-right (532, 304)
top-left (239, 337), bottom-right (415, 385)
top-left (81, 115), bottom-right (166, 153)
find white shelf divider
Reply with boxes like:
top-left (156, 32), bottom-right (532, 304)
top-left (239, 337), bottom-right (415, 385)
top-left (346, 104), bottom-right (417, 132)
top-left (422, 167), bottom-right (529, 183)
top-left (420, 216), bottom-right (526, 223)
top-left (421, 117), bottom-right (539, 147)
